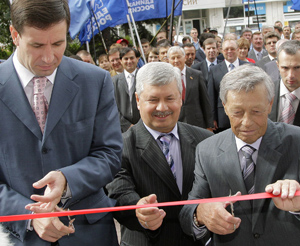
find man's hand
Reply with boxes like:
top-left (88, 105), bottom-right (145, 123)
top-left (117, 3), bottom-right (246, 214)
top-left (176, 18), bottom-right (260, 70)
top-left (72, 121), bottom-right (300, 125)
top-left (265, 179), bottom-right (300, 212)
top-left (136, 194), bottom-right (166, 231)
top-left (195, 192), bottom-right (241, 235)
top-left (25, 171), bottom-right (67, 213)
top-left (32, 215), bottom-right (74, 242)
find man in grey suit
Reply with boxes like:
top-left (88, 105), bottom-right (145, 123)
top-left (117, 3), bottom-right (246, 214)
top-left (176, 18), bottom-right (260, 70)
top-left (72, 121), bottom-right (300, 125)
top-left (107, 62), bottom-right (213, 246)
top-left (208, 39), bottom-right (248, 132)
top-left (192, 38), bottom-right (222, 87)
top-left (113, 47), bottom-right (141, 132)
top-left (269, 40), bottom-right (300, 126)
top-left (167, 46), bottom-right (213, 129)
top-left (1, 0), bottom-right (122, 245)
top-left (248, 31), bottom-right (268, 62)
top-left (256, 31), bottom-right (280, 69)
top-left (180, 65), bottom-right (300, 245)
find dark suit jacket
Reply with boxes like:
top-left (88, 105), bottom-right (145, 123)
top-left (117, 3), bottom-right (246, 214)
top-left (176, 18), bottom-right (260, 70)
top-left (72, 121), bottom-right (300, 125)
top-left (195, 49), bottom-right (206, 62)
top-left (191, 59), bottom-right (222, 87)
top-left (180, 120), bottom-right (300, 245)
top-left (269, 80), bottom-right (300, 126)
top-left (0, 56), bottom-right (122, 245)
top-left (179, 67), bottom-right (213, 128)
top-left (107, 120), bottom-right (213, 246)
top-left (247, 48), bottom-right (268, 63)
top-left (256, 55), bottom-right (272, 69)
top-left (113, 72), bottom-right (140, 132)
top-left (207, 59), bottom-right (248, 129)
top-left (264, 60), bottom-right (280, 82)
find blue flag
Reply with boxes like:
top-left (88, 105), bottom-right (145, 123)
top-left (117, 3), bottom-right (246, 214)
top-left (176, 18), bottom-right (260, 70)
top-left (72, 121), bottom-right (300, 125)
top-left (292, 0), bottom-right (300, 10)
top-left (79, 0), bottom-right (127, 43)
top-left (69, 0), bottom-right (91, 39)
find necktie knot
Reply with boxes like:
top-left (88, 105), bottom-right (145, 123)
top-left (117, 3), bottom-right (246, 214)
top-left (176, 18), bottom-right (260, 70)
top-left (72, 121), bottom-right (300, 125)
top-left (158, 133), bottom-right (173, 148)
top-left (286, 93), bottom-right (297, 103)
top-left (229, 63), bottom-right (235, 71)
top-left (32, 77), bottom-right (48, 94)
top-left (241, 145), bottom-right (256, 159)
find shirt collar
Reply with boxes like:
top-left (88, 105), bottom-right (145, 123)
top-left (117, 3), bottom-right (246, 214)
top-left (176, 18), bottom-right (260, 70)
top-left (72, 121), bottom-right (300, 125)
top-left (181, 65), bottom-right (186, 76)
top-left (144, 122), bottom-right (179, 141)
top-left (13, 49), bottom-right (56, 89)
top-left (235, 136), bottom-right (262, 152)
top-left (279, 79), bottom-right (300, 99)
top-left (225, 58), bottom-right (239, 68)
top-left (206, 58), bottom-right (217, 66)
top-left (124, 69), bottom-right (137, 79)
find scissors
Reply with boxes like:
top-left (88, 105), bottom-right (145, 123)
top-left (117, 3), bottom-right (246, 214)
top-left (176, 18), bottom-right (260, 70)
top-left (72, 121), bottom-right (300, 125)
top-left (229, 190), bottom-right (236, 231)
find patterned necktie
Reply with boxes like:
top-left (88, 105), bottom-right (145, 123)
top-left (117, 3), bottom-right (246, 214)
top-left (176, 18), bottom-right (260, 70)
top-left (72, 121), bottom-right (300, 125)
top-left (241, 145), bottom-right (256, 194)
top-left (229, 63), bottom-right (235, 71)
top-left (158, 134), bottom-right (176, 179)
top-left (32, 77), bottom-right (48, 133)
top-left (181, 73), bottom-right (186, 102)
top-left (279, 93), bottom-right (297, 124)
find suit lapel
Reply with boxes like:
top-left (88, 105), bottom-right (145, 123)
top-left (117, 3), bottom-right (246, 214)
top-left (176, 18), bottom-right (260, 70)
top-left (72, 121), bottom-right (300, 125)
top-left (252, 121), bottom-right (282, 229)
top-left (43, 58), bottom-right (79, 141)
top-left (135, 122), bottom-right (181, 198)
top-left (269, 80), bottom-right (280, 122)
top-left (0, 57), bottom-right (42, 140)
top-left (185, 67), bottom-right (193, 102)
top-left (178, 123), bottom-right (198, 198)
top-left (120, 72), bottom-right (129, 95)
top-left (219, 131), bottom-right (253, 222)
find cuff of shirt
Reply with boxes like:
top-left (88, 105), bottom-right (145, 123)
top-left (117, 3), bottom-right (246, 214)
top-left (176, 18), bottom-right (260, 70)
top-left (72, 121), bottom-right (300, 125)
top-left (192, 220), bottom-right (208, 240)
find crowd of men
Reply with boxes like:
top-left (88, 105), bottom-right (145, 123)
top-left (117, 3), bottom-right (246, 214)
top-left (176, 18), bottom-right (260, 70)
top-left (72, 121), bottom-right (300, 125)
top-left (1, 1), bottom-right (300, 245)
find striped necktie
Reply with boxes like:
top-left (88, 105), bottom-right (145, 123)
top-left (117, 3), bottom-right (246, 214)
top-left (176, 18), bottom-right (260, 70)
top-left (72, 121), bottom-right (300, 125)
top-left (158, 134), bottom-right (176, 179)
top-left (279, 93), bottom-right (297, 124)
top-left (241, 145), bottom-right (256, 194)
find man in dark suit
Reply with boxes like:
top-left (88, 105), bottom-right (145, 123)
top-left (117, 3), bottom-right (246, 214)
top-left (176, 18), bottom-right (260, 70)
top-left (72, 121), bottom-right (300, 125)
top-left (208, 39), bottom-right (248, 132)
top-left (192, 38), bottom-right (222, 87)
top-left (195, 33), bottom-right (215, 62)
top-left (112, 47), bottom-right (141, 132)
top-left (257, 31), bottom-right (280, 69)
top-left (248, 31), bottom-right (268, 62)
top-left (269, 40), bottom-right (300, 126)
top-left (180, 65), bottom-right (300, 245)
top-left (167, 46), bottom-right (213, 129)
top-left (107, 62), bottom-right (213, 246)
top-left (1, 0), bottom-right (122, 245)
top-left (183, 43), bottom-right (199, 67)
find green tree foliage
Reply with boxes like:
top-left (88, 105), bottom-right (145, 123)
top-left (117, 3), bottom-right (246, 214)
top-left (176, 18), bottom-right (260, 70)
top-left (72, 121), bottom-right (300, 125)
top-left (0, 0), bottom-right (13, 59)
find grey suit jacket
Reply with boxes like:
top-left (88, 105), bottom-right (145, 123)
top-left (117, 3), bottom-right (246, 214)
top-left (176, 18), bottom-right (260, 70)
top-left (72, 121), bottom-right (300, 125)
top-left (113, 72), bottom-right (140, 132)
top-left (256, 55), bottom-right (271, 69)
top-left (0, 56), bottom-right (122, 246)
top-left (269, 80), bottom-right (300, 126)
top-left (180, 120), bottom-right (300, 245)
top-left (248, 48), bottom-right (268, 63)
top-left (191, 59), bottom-right (222, 87)
top-left (208, 59), bottom-right (248, 129)
top-left (265, 60), bottom-right (280, 82)
top-left (195, 49), bottom-right (206, 62)
top-left (179, 67), bottom-right (213, 128)
top-left (107, 120), bottom-right (213, 246)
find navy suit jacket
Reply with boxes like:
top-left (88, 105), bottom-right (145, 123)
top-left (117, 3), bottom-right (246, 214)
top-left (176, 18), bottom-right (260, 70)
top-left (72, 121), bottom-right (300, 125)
top-left (191, 59), bottom-right (222, 87)
top-left (208, 59), bottom-right (248, 129)
top-left (0, 56), bottom-right (122, 245)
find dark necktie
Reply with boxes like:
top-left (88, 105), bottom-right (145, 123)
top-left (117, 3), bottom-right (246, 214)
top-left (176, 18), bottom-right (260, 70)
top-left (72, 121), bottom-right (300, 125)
top-left (181, 73), bottom-right (186, 102)
top-left (158, 134), bottom-right (176, 179)
top-left (32, 77), bottom-right (48, 133)
top-left (241, 145), bottom-right (256, 194)
top-left (209, 63), bottom-right (214, 72)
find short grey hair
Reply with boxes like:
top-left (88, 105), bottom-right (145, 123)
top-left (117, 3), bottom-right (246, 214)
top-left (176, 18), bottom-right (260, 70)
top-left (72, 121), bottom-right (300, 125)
top-left (277, 40), bottom-right (300, 63)
top-left (220, 65), bottom-right (275, 104)
top-left (262, 25), bottom-right (274, 32)
top-left (136, 62), bottom-right (182, 97)
top-left (167, 46), bottom-right (185, 58)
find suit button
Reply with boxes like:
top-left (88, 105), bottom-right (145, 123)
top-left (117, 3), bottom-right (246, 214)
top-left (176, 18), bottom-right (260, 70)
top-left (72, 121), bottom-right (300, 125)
top-left (42, 147), bottom-right (48, 154)
top-left (253, 233), bottom-right (260, 239)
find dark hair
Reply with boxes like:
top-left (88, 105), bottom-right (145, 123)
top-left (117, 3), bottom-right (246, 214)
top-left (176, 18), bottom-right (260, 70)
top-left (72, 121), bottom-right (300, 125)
top-left (182, 43), bottom-right (195, 49)
top-left (182, 36), bottom-right (191, 43)
top-left (263, 31), bottom-right (280, 45)
top-left (120, 47), bottom-right (139, 59)
top-left (11, 0), bottom-right (70, 35)
top-left (274, 26), bottom-right (283, 33)
top-left (199, 33), bottom-right (215, 47)
top-left (203, 38), bottom-right (217, 49)
top-left (141, 38), bottom-right (150, 44)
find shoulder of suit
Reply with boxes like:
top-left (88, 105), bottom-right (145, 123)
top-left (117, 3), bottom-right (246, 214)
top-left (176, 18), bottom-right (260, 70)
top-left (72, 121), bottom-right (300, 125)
top-left (178, 122), bottom-right (214, 139)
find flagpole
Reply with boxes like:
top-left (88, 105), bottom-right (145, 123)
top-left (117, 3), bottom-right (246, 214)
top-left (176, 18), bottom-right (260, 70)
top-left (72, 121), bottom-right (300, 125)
top-left (127, 14), bottom-right (137, 48)
top-left (222, 0), bottom-right (233, 41)
top-left (176, 16), bottom-right (181, 43)
top-left (90, 2), bottom-right (108, 54)
top-left (168, 0), bottom-right (175, 44)
top-left (125, 0), bottom-right (147, 64)
top-left (253, 0), bottom-right (260, 31)
top-left (149, 0), bottom-right (183, 45)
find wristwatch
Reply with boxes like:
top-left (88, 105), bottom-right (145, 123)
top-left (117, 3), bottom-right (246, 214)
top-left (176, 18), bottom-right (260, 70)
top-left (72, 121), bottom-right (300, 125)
top-left (193, 212), bottom-right (200, 227)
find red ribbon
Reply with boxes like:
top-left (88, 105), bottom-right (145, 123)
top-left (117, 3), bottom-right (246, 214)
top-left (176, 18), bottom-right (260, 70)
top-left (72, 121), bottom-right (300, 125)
top-left (1, 191), bottom-right (300, 222)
